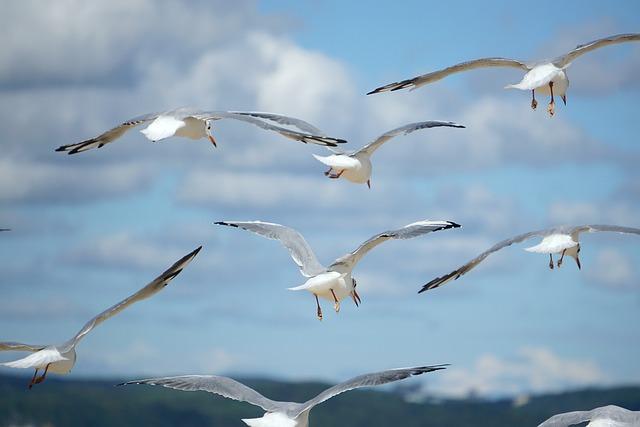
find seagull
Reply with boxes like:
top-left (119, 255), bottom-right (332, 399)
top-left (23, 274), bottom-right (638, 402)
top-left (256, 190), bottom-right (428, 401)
top-left (215, 220), bottom-right (460, 319)
top-left (420, 224), bottom-right (640, 293)
top-left (119, 364), bottom-right (448, 427)
top-left (312, 121), bottom-right (465, 188)
top-left (55, 109), bottom-right (347, 154)
top-left (0, 246), bottom-right (201, 388)
top-left (538, 405), bottom-right (640, 427)
top-left (368, 33), bottom-right (640, 116)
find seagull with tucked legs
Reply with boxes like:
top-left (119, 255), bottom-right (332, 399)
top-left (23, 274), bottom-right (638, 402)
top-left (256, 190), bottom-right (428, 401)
top-left (420, 224), bottom-right (640, 293)
top-left (0, 246), bottom-right (201, 388)
top-left (119, 364), bottom-right (448, 427)
top-left (368, 33), bottom-right (640, 116)
top-left (312, 120), bottom-right (465, 188)
top-left (216, 220), bottom-right (460, 319)
top-left (538, 405), bottom-right (640, 427)
top-left (55, 109), bottom-right (346, 154)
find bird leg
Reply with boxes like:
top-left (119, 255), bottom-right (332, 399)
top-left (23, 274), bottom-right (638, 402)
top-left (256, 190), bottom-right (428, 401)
top-left (34, 364), bottom-right (51, 385)
top-left (547, 81), bottom-right (555, 116)
top-left (328, 170), bottom-right (344, 179)
top-left (28, 368), bottom-right (39, 389)
top-left (531, 90), bottom-right (538, 110)
top-left (323, 167), bottom-right (332, 177)
top-left (557, 249), bottom-right (566, 268)
top-left (366, 179), bottom-right (371, 189)
top-left (548, 254), bottom-right (554, 270)
top-left (330, 289), bottom-right (340, 312)
top-left (315, 295), bottom-right (323, 321)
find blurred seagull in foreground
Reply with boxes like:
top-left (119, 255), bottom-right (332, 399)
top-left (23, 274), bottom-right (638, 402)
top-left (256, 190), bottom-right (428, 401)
top-left (312, 121), bottom-right (465, 188)
top-left (216, 220), bottom-right (460, 319)
top-left (420, 224), bottom-right (640, 293)
top-left (55, 109), bottom-right (346, 154)
top-left (0, 247), bottom-right (201, 388)
top-left (368, 33), bottom-right (640, 116)
top-left (538, 405), bottom-right (640, 427)
top-left (120, 364), bottom-right (448, 427)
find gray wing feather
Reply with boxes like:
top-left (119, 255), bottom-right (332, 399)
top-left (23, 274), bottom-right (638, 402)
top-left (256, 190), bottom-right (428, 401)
top-left (119, 375), bottom-right (286, 413)
top-left (292, 365), bottom-right (448, 417)
top-left (68, 246), bottom-right (201, 346)
top-left (554, 33), bottom-right (640, 68)
top-left (227, 111), bottom-right (326, 135)
top-left (538, 405), bottom-right (640, 426)
top-left (331, 220), bottom-right (460, 271)
top-left (575, 224), bottom-right (640, 236)
top-left (0, 342), bottom-right (45, 352)
top-left (367, 58), bottom-right (528, 94)
top-left (419, 229), bottom-right (551, 293)
top-left (55, 112), bottom-right (160, 154)
top-left (215, 221), bottom-right (326, 277)
top-left (359, 121), bottom-right (466, 155)
top-left (194, 111), bottom-right (346, 147)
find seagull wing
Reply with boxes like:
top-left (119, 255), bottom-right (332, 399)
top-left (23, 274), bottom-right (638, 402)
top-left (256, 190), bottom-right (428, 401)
top-left (0, 342), bottom-right (45, 352)
top-left (214, 221), bottom-right (326, 277)
top-left (553, 33), bottom-right (640, 68)
top-left (291, 365), bottom-right (448, 417)
top-left (330, 220), bottom-right (460, 272)
top-left (367, 58), bottom-right (528, 94)
top-left (358, 121), bottom-right (466, 156)
top-left (67, 246), bottom-right (201, 346)
top-left (119, 375), bottom-right (286, 413)
top-left (537, 405), bottom-right (639, 426)
top-left (227, 111), bottom-right (326, 135)
top-left (420, 229), bottom-right (549, 293)
top-left (55, 112), bottom-right (160, 154)
top-left (193, 111), bottom-right (347, 147)
top-left (573, 224), bottom-right (640, 237)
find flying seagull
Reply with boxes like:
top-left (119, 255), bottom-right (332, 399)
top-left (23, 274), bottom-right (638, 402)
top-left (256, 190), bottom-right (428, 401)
top-left (538, 405), bottom-right (640, 427)
top-left (120, 364), bottom-right (448, 427)
top-left (216, 220), bottom-right (460, 319)
top-left (368, 33), bottom-right (640, 116)
top-left (420, 224), bottom-right (640, 293)
top-left (55, 109), bottom-right (347, 154)
top-left (312, 120), bottom-right (465, 188)
top-left (0, 246), bottom-right (201, 388)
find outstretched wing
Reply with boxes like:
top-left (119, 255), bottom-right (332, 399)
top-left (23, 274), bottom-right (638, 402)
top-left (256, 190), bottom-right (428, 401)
top-left (68, 246), bottom-right (201, 345)
top-left (194, 111), bottom-right (346, 147)
top-left (55, 112), bottom-right (159, 154)
top-left (574, 224), bottom-right (640, 237)
top-left (358, 121), bottom-right (465, 156)
top-left (367, 58), bottom-right (528, 94)
top-left (291, 365), bottom-right (448, 417)
top-left (119, 375), bottom-right (286, 413)
top-left (331, 220), bottom-right (460, 272)
top-left (554, 33), bottom-right (640, 68)
top-left (0, 342), bottom-right (45, 352)
top-left (214, 221), bottom-right (326, 277)
top-left (537, 405), bottom-right (639, 426)
top-left (419, 229), bottom-right (547, 293)
top-left (228, 111), bottom-right (326, 135)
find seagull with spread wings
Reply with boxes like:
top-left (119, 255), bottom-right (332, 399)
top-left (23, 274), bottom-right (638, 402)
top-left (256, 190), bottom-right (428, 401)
top-left (312, 120), bottom-right (465, 188)
top-left (420, 224), bottom-right (640, 293)
top-left (120, 364), bottom-right (448, 427)
top-left (538, 405), bottom-right (640, 427)
top-left (0, 246), bottom-right (201, 388)
top-left (368, 33), bottom-right (640, 116)
top-left (55, 109), bottom-right (346, 154)
top-left (216, 220), bottom-right (460, 319)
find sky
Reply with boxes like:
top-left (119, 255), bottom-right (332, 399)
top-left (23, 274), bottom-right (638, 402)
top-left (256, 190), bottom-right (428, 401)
top-left (0, 0), bottom-right (639, 399)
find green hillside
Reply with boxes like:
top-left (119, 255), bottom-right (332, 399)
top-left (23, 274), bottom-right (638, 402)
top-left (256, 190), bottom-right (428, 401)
top-left (1, 374), bottom-right (639, 426)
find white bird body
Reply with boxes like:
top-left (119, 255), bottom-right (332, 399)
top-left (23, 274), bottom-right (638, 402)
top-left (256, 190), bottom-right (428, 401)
top-left (0, 247), bottom-right (201, 387)
top-left (525, 233), bottom-right (577, 254)
top-left (289, 271), bottom-right (352, 304)
top-left (587, 420), bottom-right (626, 427)
top-left (537, 405), bottom-right (640, 427)
top-left (140, 115), bottom-right (207, 142)
top-left (506, 63), bottom-right (569, 96)
top-left (242, 411), bottom-right (309, 427)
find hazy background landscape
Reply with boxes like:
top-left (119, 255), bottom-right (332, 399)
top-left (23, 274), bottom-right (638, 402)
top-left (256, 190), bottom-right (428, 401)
top-left (0, 0), bottom-right (639, 425)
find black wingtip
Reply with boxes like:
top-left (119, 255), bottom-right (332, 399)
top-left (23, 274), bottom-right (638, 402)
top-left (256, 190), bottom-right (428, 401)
top-left (214, 221), bottom-right (237, 228)
top-left (448, 221), bottom-right (462, 228)
top-left (335, 138), bottom-right (348, 144)
top-left (54, 146), bottom-right (66, 152)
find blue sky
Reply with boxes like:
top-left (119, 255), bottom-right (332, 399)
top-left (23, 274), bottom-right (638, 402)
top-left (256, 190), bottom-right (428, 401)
top-left (0, 0), bottom-right (639, 398)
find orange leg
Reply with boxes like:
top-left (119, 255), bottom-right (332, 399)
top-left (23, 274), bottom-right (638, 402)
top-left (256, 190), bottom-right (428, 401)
top-left (330, 289), bottom-right (340, 312)
top-left (28, 368), bottom-right (39, 389)
top-left (315, 295), bottom-right (323, 321)
top-left (547, 82), bottom-right (555, 116)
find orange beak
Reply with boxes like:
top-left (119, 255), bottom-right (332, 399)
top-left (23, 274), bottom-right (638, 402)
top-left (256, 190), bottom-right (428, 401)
top-left (208, 134), bottom-right (217, 147)
top-left (351, 289), bottom-right (362, 307)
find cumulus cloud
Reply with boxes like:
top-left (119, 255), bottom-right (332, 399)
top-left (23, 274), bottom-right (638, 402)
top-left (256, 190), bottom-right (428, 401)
top-left (433, 346), bottom-right (607, 398)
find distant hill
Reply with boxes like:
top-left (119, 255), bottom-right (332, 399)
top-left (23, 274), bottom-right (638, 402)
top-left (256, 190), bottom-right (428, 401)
top-left (1, 374), bottom-right (639, 426)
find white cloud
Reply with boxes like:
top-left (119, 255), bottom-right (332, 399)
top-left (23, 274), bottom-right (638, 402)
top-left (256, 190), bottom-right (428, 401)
top-left (433, 346), bottom-right (607, 398)
top-left (587, 247), bottom-right (637, 289)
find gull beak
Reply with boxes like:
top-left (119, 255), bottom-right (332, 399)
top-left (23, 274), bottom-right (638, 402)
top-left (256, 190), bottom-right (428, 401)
top-left (366, 180), bottom-right (371, 189)
top-left (561, 95), bottom-right (567, 106)
top-left (351, 289), bottom-right (362, 307)
top-left (208, 134), bottom-right (217, 147)
top-left (575, 256), bottom-right (581, 270)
